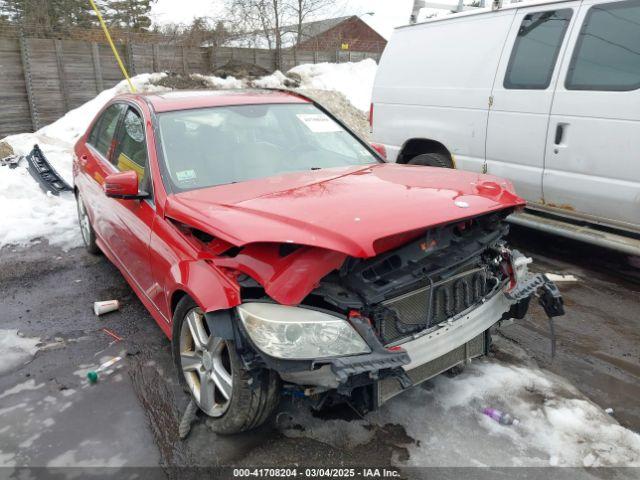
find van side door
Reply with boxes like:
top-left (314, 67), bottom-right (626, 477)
top-left (542, 0), bottom-right (640, 233)
top-left (485, 3), bottom-right (579, 204)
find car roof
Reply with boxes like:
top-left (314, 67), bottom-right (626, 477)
top-left (121, 89), bottom-right (311, 113)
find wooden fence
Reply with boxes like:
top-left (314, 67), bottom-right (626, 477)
top-left (0, 36), bottom-right (380, 139)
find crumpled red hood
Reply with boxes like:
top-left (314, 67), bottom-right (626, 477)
top-left (165, 163), bottom-right (524, 258)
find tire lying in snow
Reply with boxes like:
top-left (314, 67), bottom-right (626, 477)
top-left (172, 296), bottom-right (280, 434)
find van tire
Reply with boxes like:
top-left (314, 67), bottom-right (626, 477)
top-left (408, 152), bottom-right (452, 168)
top-left (172, 296), bottom-right (281, 434)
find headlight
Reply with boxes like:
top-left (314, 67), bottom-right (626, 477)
top-left (237, 303), bottom-right (371, 360)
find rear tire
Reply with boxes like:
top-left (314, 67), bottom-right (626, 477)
top-left (76, 192), bottom-right (99, 255)
top-left (172, 296), bottom-right (280, 434)
top-left (407, 152), bottom-right (452, 168)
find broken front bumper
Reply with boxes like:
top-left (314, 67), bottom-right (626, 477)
top-left (236, 274), bottom-right (563, 403)
top-left (279, 289), bottom-right (513, 392)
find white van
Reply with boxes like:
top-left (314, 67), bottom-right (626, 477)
top-left (371, 0), bottom-right (640, 255)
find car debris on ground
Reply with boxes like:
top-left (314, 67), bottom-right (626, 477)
top-left (25, 144), bottom-right (72, 196)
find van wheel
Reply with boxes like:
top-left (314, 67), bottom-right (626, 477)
top-left (172, 296), bottom-right (280, 434)
top-left (408, 152), bottom-right (452, 168)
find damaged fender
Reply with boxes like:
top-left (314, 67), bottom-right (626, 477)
top-left (213, 244), bottom-right (347, 305)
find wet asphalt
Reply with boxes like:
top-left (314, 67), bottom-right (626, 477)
top-left (0, 228), bottom-right (639, 478)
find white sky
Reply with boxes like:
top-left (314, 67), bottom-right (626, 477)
top-left (149, 0), bottom-right (424, 39)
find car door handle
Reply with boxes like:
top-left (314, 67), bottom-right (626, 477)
top-left (554, 124), bottom-right (566, 145)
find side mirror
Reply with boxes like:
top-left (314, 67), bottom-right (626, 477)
top-left (104, 171), bottom-right (148, 200)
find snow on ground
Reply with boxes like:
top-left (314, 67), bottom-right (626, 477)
top-left (0, 330), bottom-right (41, 376)
top-left (0, 62), bottom-right (376, 250)
top-left (280, 339), bottom-right (640, 468)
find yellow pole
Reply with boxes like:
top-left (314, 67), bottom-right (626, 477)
top-left (88, 0), bottom-right (137, 93)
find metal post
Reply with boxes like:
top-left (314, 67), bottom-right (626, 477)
top-left (182, 46), bottom-right (189, 75)
top-left (152, 44), bottom-right (160, 72)
top-left (91, 42), bottom-right (104, 93)
top-left (54, 40), bottom-right (70, 111)
top-left (126, 42), bottom-right (136, 76)
top-left (19, 34), bottom-right (39, 131)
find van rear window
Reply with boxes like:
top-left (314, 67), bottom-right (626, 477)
top-left (565, 0), bottom-right (640, 91)
top-left (504, 9), bottom-right (573, 90)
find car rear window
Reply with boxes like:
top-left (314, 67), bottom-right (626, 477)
top-left (156, 103), bottom-right (379, 192)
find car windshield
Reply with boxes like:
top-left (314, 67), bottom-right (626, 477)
top-left (157, 103), bottom-right (379, 192)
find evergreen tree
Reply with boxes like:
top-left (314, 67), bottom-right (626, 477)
top-left (104, 0), bottom-right (155, 32)
top-left (0, 0), bottom-right (100, 33)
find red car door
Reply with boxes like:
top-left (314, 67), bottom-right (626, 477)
top-left (76, 103), bottom-right (126, 244)
top-left (105, 106), bottom-right (157, 297)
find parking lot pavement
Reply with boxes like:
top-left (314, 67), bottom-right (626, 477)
top-left (0, 232), bottom-right (638, 473)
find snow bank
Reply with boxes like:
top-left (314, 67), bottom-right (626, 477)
top-left (0, 74), bottom-right (168, 250)
top-left (0, 330), bottom-right (41, 375)
top-left (289, 59), bottom-right (378, 112)
top-left (279, 341), bottom-right (640, 467)
top-left (196, 59), bottom-right (378, 112)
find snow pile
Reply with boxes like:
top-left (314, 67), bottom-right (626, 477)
top-left (190, 73), bottom-right (245, 90)
top-left (194, 59), bottom-right (378, 112)
top-left (0, 73), bottom-right (168, 250)
top-left (289, 59), bottom-right (378, 112)
top-left (279, 341), bottom-right (640, 467)
top-left (251, 70), bottom-right (291, 89)
top-left (0, 330), bottom-right (41, 375)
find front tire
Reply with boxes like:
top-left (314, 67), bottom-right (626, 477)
top-left (408, 152), bottom-right (452, 168)
top-left (76, 192), bottom-right (99, 254)
top-left (172, 296), bottom-right (280, 434)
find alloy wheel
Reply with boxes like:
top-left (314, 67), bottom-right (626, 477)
top-left (179, 308), bottom-right (233, 417)
top-left (76, 197), bottom-right (91, 246)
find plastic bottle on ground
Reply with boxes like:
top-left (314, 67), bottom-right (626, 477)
top-left (87, 356), bottom-right (123, 383)
top-left (482, 407), bottom-right (520, 426)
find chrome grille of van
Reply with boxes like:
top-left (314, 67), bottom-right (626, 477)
top-left (373, 268), bottom-right (489, 345)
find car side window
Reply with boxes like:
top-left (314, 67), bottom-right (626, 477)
top-left (504, 9), bottom-right (573, 89)
top-left (566, 0), bottom-right (640, 91)
top-left (113, 107), bottom-right (149, 189)
top-left (88, 104), bottom-right (125, 158)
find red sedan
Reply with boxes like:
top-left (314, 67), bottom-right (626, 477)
top-left (73, 90), bottom-right (562, 433)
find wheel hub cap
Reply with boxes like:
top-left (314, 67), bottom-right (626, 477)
top-left (179, 308), bottom-right (233, 417)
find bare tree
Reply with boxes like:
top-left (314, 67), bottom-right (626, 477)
top-left (287, 0), bottom-right (334, 46)
top-left (227, 0), bottom-right (306, 69)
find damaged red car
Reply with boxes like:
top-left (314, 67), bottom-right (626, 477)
top-left (73, 90), bottom-right (563, 433)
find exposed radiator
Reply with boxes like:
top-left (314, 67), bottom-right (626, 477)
top-left (373, 267), bottom-right (490, 345)
top-left (375, 332), bottom-right (486, 406)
